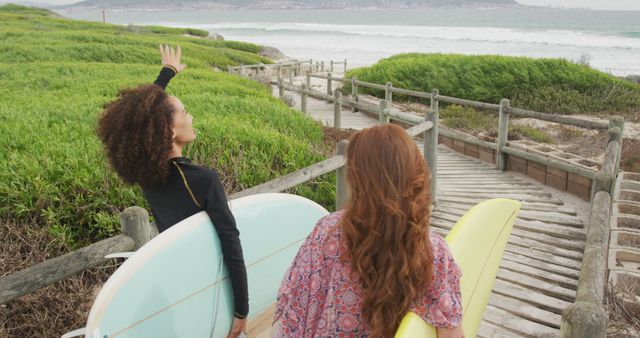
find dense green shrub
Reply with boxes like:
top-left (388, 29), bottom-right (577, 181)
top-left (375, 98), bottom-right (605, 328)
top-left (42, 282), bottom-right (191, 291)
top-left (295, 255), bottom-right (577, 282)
top-left (347, 53), bottom-right (640, 121)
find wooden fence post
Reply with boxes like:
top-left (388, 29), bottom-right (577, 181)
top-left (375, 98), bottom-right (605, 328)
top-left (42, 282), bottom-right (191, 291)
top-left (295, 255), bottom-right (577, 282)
top-left (385, 82), bottom-right (393, 106)
top-left (336, 140), bottom-right (348, 210)
top-left (276, 64), bottom-right (281, 83)
top-left (344, 59), bottom-right (347, 73)
top-left (321, 61), bottom-right (325, 72)
top-left (278, 78), bottom-right (285, 99)
top-left (288, 65), bottom-right (293, 84)
top-left (330, 60), bottom-right (334, 72)
top-left (255, 62), bottom-right (262, 77)
top-left (306, 73), bottom-right (311, 88)
top-left (379, 100), bottom-right (389, 124)
top-left (426, 89), bottom-right (439, 202)
top-left (351, 76), bottom-right (359, 113)
top-left (309, 58), bottom-right (313, 74)
top-left (496, 99), bottom-right (510, 171)
top-left (327, 72), bottom-right (333, 98)
top-left (609, 116), bottom-right (624, 173)
top-left (334, 91), bottom-right (342, 129)
top-left (120, 206), bottom-right (152, 250)
top-left (301, 83), bottom-right (308, 114)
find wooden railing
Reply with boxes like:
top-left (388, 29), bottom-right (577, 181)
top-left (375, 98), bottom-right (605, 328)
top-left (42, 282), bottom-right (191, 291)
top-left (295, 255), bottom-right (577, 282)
top-left (275, 71), bottom-right (619, 201)
top-left (560, 122), bottom-right (623, 338)
top-left (0, 207), bottom-right (152, 305)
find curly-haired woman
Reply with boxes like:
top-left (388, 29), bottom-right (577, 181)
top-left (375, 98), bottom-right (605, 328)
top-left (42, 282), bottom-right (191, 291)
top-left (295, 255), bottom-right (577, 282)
top-left (272, 124), bottom-right (464, 338)
top-left (97, 45), bottom-right (248, 338)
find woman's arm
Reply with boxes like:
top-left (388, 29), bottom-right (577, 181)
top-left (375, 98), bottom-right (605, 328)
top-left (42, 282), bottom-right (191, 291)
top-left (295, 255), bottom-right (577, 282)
top-left (154, 45), bottom-right (187, 89)
top-left (204, 171), bottom-right (249, 337)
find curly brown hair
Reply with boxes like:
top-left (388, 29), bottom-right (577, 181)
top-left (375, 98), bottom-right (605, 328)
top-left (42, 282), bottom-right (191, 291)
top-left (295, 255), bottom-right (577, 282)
top-left (341, 124), bottom-right (433, 337)
top-left (97, 84), bottom-right (175, 188)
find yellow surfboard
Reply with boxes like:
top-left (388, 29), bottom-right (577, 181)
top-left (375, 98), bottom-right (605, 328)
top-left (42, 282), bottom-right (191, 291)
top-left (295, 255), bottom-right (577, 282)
top-left (395, 198), bottom-right (521, 338)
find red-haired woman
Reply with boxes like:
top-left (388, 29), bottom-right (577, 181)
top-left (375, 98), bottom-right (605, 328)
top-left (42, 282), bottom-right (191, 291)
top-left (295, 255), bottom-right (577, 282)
top-left (273, 124), bottom-right (464, 338)
top-left (97, 45), bottom-right (247, 338)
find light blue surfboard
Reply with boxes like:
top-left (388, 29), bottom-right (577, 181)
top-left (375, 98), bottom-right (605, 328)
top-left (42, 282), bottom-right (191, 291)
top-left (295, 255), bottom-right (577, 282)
top-left (83, 193), bottom-right (329, 338)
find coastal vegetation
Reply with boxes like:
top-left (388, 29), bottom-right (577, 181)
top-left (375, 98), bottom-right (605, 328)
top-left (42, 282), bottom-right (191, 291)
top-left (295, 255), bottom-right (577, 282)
top-left (347, 53), bottom-right (640, 121)
top-left (0, 4), bottom-right (332, 248)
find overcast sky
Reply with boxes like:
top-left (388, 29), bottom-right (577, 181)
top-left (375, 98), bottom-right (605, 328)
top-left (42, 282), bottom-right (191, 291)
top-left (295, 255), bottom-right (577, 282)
top-left (10, 0), bottom-right (640, 10)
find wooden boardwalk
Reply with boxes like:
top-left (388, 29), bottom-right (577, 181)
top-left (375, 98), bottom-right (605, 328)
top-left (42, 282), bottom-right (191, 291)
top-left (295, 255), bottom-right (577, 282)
top-left (253, 81), bottom-right (588, 337)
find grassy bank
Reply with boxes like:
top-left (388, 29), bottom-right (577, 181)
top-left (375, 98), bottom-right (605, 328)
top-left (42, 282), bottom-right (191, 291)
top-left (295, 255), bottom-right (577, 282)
top-left (0, 4), bottom-right (333, 247)
top-left (347, 53), bottom-right (640, 121)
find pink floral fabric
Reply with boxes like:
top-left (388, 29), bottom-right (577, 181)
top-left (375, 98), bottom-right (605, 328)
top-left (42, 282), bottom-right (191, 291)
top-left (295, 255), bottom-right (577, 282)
top-left (273, 211), bottom-right (462, 337)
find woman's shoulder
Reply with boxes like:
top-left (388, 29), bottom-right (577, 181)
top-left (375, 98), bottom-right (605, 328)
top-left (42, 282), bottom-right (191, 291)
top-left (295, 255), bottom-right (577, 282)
top-left (307, 211), bottom-right (344, 243)
top-left (172, 158), bottom-right (219, 182)
top-left (429, 231), bottom-right (455, 262)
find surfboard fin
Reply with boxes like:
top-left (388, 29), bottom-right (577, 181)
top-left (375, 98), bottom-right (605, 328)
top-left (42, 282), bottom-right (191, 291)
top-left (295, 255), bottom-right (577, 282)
top-left (105, 252), bottom-right (134, 259)
top-left (61, 327), bottom-right (85, 338)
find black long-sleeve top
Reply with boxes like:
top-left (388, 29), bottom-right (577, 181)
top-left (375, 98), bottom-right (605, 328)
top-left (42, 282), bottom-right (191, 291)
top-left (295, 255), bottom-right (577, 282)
top-left (142, 68), bottom-right (249, 318)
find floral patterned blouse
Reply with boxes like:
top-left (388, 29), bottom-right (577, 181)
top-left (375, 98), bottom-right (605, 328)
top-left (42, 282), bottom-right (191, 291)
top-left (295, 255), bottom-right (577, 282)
top-left (273, 211), bottom-right (463, 337)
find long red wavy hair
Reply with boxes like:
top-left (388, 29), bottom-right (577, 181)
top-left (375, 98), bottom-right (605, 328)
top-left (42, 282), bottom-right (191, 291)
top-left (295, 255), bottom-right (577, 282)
top-left (341, 124), bottom-right (434, 337)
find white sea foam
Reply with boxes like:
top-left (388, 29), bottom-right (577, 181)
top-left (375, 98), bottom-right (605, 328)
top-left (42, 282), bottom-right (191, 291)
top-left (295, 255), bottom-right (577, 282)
top-left (162, 22), bottom-right (640, 50)
top-left (60, 8), bottom-right (640, 76)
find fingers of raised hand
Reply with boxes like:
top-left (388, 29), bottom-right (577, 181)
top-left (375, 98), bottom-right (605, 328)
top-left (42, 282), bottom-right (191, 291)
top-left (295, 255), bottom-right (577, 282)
top-left (159, 44), bottom-right (166, 61)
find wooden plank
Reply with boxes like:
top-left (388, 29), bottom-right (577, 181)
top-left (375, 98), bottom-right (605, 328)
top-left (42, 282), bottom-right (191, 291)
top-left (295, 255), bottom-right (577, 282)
top-left (436, 200), bottom-right (578, 217)
top-left (0, 234), bottom-right (134, 305)
top-left (430, 211), bottom-right (583, 259)
top-left (502, 252), bottom-right (580, 280)
top-left (505, 106), bottom-right (608, 130)
top-left (496, 269), bottom-right (576, 302)
top-left (506, 237), bottom-right (582, 261)
top-left (500, 259), bottom-right (578, 290)
top-left (489, 293), bottom-right (562, 328)
top-left (429, 218), bottom-right (581, 270)
top-left (431, 211), bottom-right (585, 242)
top-left (483, 306), bottom-right (558, 337)
top-left (477, 320), bottom-right (524, 338)
top-left (514, 219), bottom-right (585, 241)
top-left (437, 192), bottom-right (564, 204)
top-left (247, 304), bottom-right (275, 338)
top-left (430, 216), bottom-right (585, 253)
top-left (517, 210), bottom-right (585, 228)
top-left (435, 221), bottom-right (580, 282)
top-left (230, 155), bottom-right (346, 199)
top-left (492, 279), bottom-right (572, 314)
top-left (502, 146), bottom-right (597, 179)
top-left (435, 205), bottom-right (584, 231)
top-left (440, 188), bottom-right (551, 196)
top-left (437, 197), bottom-right (563, 210)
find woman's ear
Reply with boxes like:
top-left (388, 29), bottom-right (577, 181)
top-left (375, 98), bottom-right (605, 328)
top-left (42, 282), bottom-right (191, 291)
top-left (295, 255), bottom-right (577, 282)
top-left (171, 129), bottom-right (177, 140)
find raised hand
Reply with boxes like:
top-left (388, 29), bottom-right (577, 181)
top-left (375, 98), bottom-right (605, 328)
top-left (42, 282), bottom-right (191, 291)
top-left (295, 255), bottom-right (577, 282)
top-left (159, 44), bottom-right (187, 73)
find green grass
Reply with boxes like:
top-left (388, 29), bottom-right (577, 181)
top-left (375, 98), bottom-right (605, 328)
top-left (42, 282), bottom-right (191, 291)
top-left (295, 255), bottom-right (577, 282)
top-left (0, 5), bottom-right (333, 246)
top-left (347, 53), bottom-right (640, 121)
top-left (510, 125), bottom-right (556, 144)
top-left (440, 105), bottom-right (497, 133)
top-left (439, 105), bottom-right (555, 144)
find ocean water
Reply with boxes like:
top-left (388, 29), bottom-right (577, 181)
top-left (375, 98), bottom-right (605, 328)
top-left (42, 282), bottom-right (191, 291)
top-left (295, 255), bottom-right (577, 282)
top-left (60, 8), bottom-right (640, 75)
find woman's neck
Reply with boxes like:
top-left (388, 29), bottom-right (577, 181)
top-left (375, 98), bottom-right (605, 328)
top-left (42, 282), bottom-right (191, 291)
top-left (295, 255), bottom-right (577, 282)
top-left (168, 143), bottom-right (184, 159)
